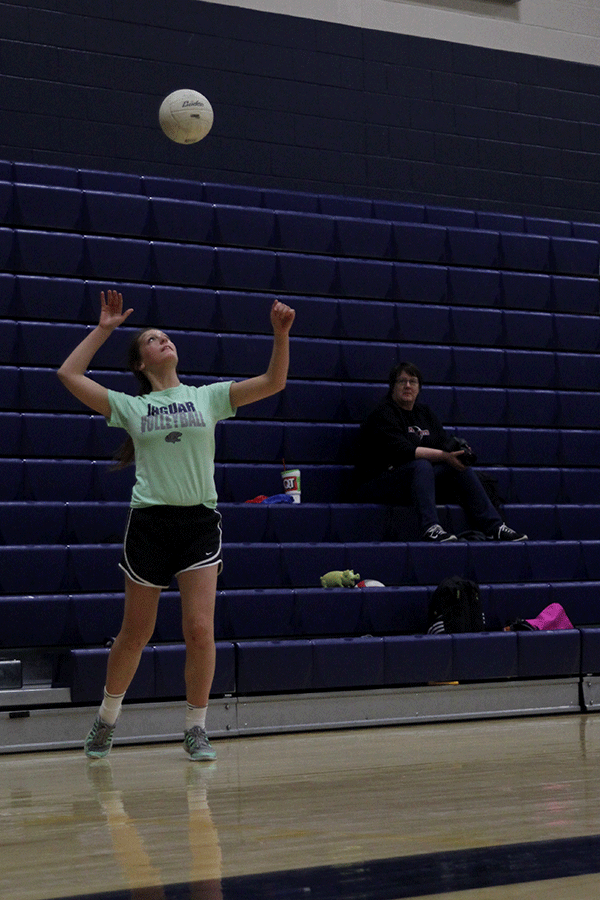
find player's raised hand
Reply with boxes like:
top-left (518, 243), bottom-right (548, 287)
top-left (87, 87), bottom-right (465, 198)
top-left (99, 290), bottom-right (134, 331)
top-left (270, 299), bottom-right (295, 335)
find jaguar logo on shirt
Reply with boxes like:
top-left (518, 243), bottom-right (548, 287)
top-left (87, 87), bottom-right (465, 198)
top-left (165, 432), bottom-right (183, 443)
top-left (408, 426), bottom-right (430, 441)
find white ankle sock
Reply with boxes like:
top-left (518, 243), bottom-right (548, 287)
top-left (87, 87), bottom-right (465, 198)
top-left (99, 688), bottom-right (125, 726)
top-left (185, 703), bottom-right (208, 731)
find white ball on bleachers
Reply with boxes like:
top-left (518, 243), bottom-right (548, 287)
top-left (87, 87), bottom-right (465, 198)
top-left (158, 89), bottom-right (214, 144)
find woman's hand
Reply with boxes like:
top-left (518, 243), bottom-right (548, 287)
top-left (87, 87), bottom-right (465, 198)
top-left (99, 290), bottom-right (134, 331)
top-left (270, 299), bottom-right (295, 335)
top-left (445, 450), bottom-right (467, 471)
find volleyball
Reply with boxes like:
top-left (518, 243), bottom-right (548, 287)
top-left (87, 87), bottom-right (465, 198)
top-left (357, 580), bottom-right (385, 588)
top-left (158, 89), bottom-right (214, 144)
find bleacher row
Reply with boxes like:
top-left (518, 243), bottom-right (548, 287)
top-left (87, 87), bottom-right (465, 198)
top-left (2, 158), bottom-right (600, 729)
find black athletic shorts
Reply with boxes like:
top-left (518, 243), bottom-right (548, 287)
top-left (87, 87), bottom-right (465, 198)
top-left (120, 504), bottom-right (223, 589)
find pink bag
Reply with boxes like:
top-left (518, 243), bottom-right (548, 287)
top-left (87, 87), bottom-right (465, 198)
top-left (509, 602), bottom-right (574, 631)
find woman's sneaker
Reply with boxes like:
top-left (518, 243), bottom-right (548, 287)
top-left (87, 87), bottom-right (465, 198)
top-left (423, 524), bottom-right (458, 542)
top-left (183, 726), bottom-right (217, 761)
top-left (84, 715), bottom-right (117, 758)
top-left (492, 523), bottom-right (528, 541)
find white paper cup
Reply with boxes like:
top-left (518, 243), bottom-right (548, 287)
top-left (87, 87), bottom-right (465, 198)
top-left (281, 469), bottom-right (301, 502)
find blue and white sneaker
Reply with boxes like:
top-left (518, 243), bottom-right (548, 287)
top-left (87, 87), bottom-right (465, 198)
top-left (84, 715), bottom-right (117, 759)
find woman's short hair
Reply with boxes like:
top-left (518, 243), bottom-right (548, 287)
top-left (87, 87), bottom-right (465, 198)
top-left (387, 362), bottom-right (423, 396)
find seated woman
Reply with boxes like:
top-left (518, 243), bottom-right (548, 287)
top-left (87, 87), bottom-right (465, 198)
top-left (353, 362), bottom-right (527, 542)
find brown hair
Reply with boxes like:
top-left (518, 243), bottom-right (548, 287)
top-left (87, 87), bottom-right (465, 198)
top-left (112, 329), bottom-right (155, 469)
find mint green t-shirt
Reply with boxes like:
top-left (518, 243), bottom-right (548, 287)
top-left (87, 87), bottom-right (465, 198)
top-left (107, 381), bottom-right (236, 508)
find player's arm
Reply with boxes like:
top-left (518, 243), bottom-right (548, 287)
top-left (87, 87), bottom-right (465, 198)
top-left (57, 290), bottom-right (133, 417)
top-left (229, 300), bottom-right (295, 409)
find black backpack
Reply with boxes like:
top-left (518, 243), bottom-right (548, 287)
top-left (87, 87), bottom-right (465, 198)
top-left (427, 576), bottom-right (485, 634)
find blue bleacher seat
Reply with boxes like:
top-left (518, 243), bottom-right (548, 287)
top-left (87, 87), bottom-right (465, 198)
top-left (446, 228), bottom-right (500, 268)
top-left (152, 241), bottom-right (215, 286)
top-left (551, 275), bottom-right (599, 314)
top-left (476, 211), bottom-right (524, 232)
top-left (335, 217), bottom-right (393, 258)
top-left (516, 630), bottom-right (580, 678)
top-left (219, 589), bottom-right (296, 639)
top-left (213, 204), bottom-right (275, 248)
top-left (12, 161), bottom-right (78, 187)
top-left (84, 191), bottom-right (150, 237)
top-left (0, 596), bottom-right (73, 648)
top-left (217, 421), bottom-right (284, 462)
top-left (78, 168), bottom-right (142, 193)
top-left (152, 285), bottom-right (217, 330)
top-left (72, 594), bottom-right (125, 644)
top-left (14, 229), bottom-right (83, 275)
top-left (550, 236), bottom-right (599, 276)
top-left (447, 268), bottom-right (502, 307)
top-left (501, 271), bottom-right (551, 310)
top-left (503, 310), bottom-right (553, 349)
top-left (426, 206), bottom-right (477, 228)
top-left (452, 632), bottom-right (518, 682)
top-left (149, 196), bottom-right (214, 242)
top-left (0, 320), bottom-right (17, 364)
top-left (384, 634), bottom-right (453, 685)
top-left (505, 390), bottom-right (557, 427)
top-left (20, 413), bottom-right (93, 458)
top-left (408, 541), bottom-right (469, 586)
top-left (202, 183), bottom-right (263, 207)
top-left (395, 262), bottom-right (448, 304)
top-left (14, 275), bottom-right (88, 322)
top-left (216, 247), bottom-right (278, 291)
top-left (467, 542), bottom-right (529, 585)
top-left (580, 629), bottom-right (600, 675)
top-left (452, 307), bottom-right (503, 346)
top-left (261, 188), bottom-right (320, 213)
top-left (84, 235), bottom-right (151, 281)
top-left (0, 501), bottom-right (65, 544)
top-left (504, 349), bottom-right (555, 388)
top-left (319, 195), bottom-right (373, 218)
top-left (452, 347), bottom-right (505, 386)
top-left (141, 175), bottom-right (204, 202)
top-left (69, 544), bottom-right (123, 592)
top-left (552, 583), bottom-right (600, 625)
top-left (154, 642), bottom-right (235, 697)
top-left (294, 588), bottom-right (365, 637)
top-left (554, 313), bottom-right (600, 352)
top-left (64, 647), bottom-right (155, 702)
top-left (0, 546), bottom-right (68, 594)
top-left (486, 582), bottom-right (553, 631)
top-left (13, 183), bottom-right (82, 230)
top-left (362, 586), bottom-right (428, 634)
top-left (274, 210), bottom-right (335, 254)
top-left (555, 351), bottom-right (600, 391)
top-left (336, 257), bottom-right (395, 299)
top-left (557, 391), bottom-right (600, 428)
top-left (393, 222), bottom-right (447, 263)
top-left (0, 180), bottom-right (12, 224)
top-left (236, 639), bottom-right (313, 693)
top-left (372, 200), bottom-right (425, 223)
top-left (277, 251), bottom-right (337, 295)
top-left (500, 232), bottom-right (550, 272)
top-left (66, 502), bottom-right (128, 544)
top-left (312, 636), bottom-right (384, 690)
top-left (452, 387), bottom-right (507, 425)
top-left (525, 217), bottom-right (572, 237)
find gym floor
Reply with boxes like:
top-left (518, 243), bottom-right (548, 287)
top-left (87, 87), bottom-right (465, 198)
top-left (4, 713), bottom-right (600, 900)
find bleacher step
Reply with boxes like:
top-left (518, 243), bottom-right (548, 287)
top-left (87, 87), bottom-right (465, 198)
top-left (0, 659), bottom-right (22, 690)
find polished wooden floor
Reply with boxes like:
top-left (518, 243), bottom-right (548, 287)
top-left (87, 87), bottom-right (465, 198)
top-left (3, 714), bottom-right (600, 900)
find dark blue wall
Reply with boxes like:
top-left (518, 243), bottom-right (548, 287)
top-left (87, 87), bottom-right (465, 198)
top-left (2, 0), bottom-right (600, 221)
